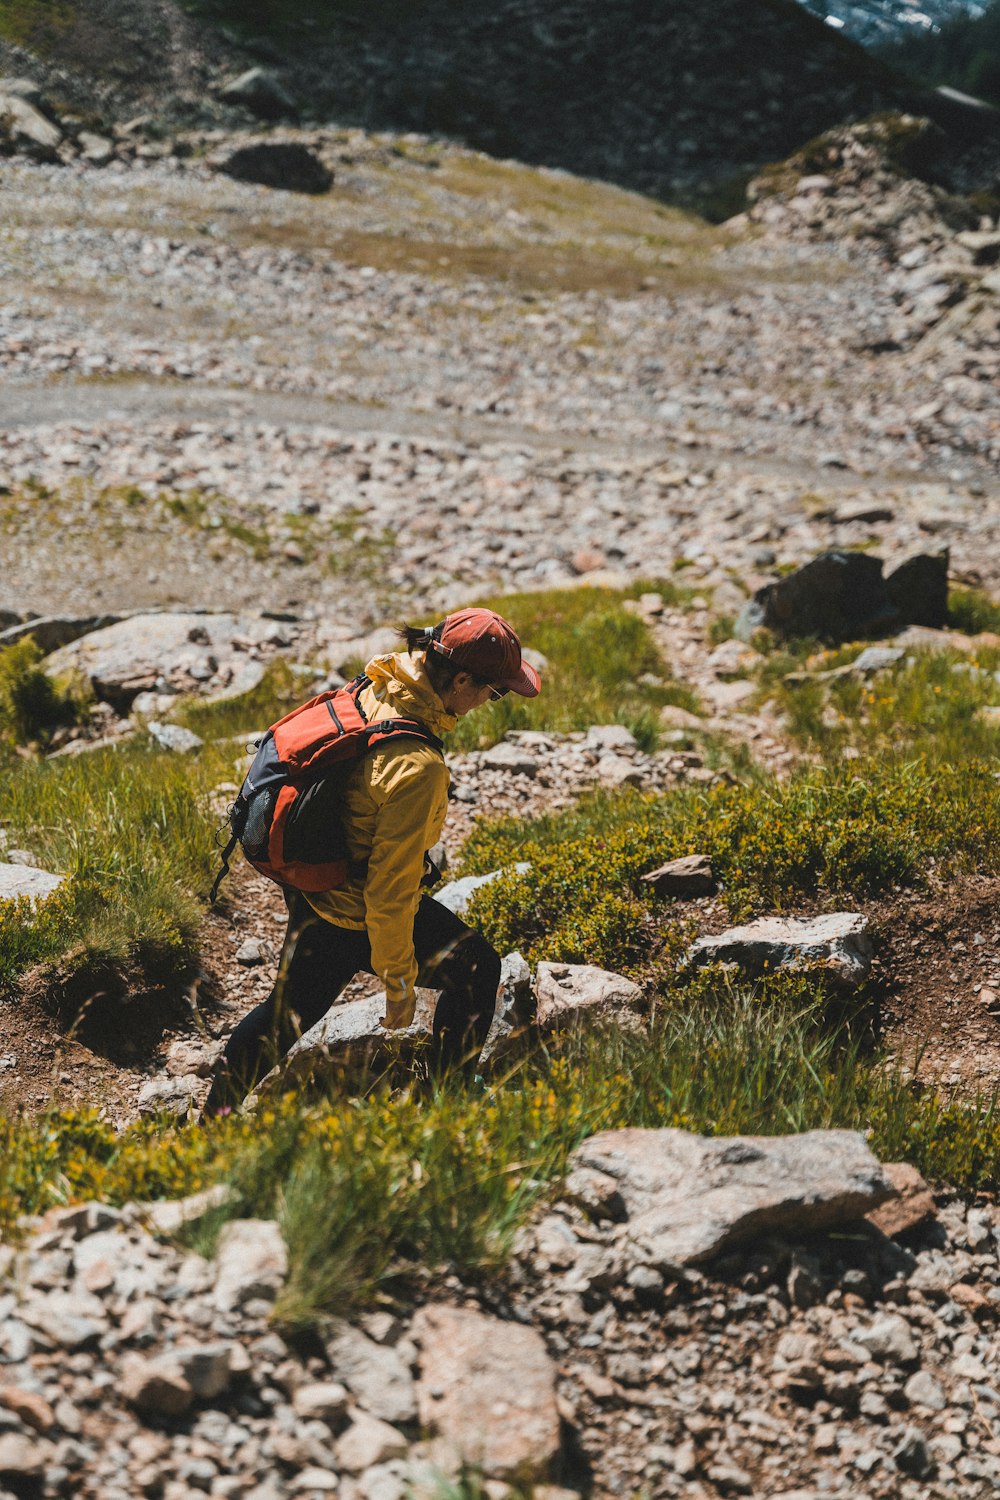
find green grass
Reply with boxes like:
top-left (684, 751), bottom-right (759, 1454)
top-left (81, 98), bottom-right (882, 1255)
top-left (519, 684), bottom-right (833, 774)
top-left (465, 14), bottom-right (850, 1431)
top-left (3, 988), bottom-right (999, 1322)
top-left (761, 610), bottom-right (1000, 764)
top-left (0, 739), bottom-right (232, 1000)
top-left (0, 0), bottom-right (75, 51)
top-left (447, 585), bottom-right (697, 753)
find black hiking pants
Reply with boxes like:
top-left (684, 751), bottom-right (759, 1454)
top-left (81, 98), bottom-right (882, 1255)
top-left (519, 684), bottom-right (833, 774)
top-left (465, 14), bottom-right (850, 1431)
top-left (204, 893), bottom-right (499, 1114)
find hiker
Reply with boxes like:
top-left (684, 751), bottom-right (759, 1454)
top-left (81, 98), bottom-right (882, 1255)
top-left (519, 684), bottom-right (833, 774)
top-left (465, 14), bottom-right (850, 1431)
top-left (203, 608), bottom-right (541, 1114)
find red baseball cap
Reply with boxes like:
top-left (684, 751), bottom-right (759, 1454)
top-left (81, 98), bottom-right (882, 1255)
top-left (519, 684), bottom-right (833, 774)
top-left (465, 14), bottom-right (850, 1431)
top-left (429, 608), bottom-right (541, 697)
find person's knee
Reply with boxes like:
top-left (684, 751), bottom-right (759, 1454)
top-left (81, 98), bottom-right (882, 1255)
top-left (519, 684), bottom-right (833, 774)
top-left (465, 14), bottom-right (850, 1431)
top-left (461, 932), bottom-right (501, 1004)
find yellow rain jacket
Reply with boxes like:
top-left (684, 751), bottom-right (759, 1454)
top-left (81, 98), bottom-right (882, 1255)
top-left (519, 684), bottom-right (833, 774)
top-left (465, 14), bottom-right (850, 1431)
top-left (305, 651), bottom-right (455, 1028)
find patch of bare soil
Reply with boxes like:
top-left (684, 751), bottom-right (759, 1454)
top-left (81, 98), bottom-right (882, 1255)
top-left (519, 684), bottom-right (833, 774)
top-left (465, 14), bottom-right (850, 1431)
top-left (874, 872), bottom-right (1000, 1092)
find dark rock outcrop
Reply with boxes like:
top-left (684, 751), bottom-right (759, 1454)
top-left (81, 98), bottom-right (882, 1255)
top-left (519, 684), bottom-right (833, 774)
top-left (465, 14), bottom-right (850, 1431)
top-left (209, 140), bottom-right (332, 194)
top-left (736, 548), bottom-right (950, 642)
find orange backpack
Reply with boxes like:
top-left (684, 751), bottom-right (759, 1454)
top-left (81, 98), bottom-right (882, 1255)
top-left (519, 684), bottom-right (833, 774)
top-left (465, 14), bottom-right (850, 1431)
top-left (210, 675), bottom-right (442, 901)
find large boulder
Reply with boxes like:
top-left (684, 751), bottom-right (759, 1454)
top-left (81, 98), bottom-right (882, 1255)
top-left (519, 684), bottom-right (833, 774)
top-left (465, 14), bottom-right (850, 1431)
top-left (563, 1127), bottom-right (894, 1267)
top-left (211, 141), bottom-right (332, 194)
top-left (412, 1304), bottom-right (561, 1481)
top-left (684, 912), bottom-right (873, 987)
top-left (534, 961), bottom-right (644, 1029)
top-left (736, 549), bottom-right (949, 643)
top-left (43, 612), bottom-right (271, 711)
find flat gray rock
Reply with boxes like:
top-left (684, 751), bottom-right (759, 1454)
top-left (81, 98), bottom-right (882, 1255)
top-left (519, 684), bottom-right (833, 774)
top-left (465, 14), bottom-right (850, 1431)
top-left (535, 961), bottom-right (643, 1029)
top-left (685, 913), bottom-right (873, 986)
top-left (0, 862), bottom-right (64, 903)
top-left (563, 1127), bottom-right (894, 1267)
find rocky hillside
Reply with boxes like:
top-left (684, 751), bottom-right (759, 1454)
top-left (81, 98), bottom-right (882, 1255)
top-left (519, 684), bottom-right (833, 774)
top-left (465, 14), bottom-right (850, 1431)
top-left (1, 0), bottom-right (996, 208)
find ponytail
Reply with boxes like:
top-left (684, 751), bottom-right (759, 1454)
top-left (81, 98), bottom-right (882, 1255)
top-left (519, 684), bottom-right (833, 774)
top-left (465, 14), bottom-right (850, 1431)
top-left (397, 623), bottom-right (435, 654)
top-left (397, 621), bottom-right (456, 693)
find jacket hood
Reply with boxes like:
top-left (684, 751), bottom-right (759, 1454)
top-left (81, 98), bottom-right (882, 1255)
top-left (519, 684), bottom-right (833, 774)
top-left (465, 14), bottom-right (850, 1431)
top-left (363, 651), bottom-right (457, 737)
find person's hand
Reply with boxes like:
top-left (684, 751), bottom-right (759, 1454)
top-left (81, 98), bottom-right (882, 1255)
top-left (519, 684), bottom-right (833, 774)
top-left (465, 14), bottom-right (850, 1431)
top-left (380, 1001), bottom-right (415, 1031)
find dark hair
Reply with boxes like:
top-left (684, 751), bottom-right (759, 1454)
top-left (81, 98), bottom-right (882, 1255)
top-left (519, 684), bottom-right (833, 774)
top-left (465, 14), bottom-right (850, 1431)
top-left (396, 622), bottom-right (492, 693)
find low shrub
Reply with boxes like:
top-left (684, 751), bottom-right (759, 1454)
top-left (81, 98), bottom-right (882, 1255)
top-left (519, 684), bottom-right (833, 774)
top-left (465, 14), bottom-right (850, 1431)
top-left (0, 639), bottom-right (87, 747)
top-left (460, 757), bottom-right (1000, 959)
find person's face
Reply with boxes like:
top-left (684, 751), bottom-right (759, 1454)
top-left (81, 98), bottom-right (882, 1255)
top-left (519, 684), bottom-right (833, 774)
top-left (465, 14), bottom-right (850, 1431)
top-left (442, 670), bottom-right (497, 717)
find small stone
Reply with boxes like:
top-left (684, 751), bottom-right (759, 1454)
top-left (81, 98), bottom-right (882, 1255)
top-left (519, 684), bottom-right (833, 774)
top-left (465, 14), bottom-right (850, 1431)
top-left (326, 1322), bottom-right (416, 1425)
top-left (895, 1427), bottom-right (934, 1479)
top-left (137, 1074), bottom-right (201, 1119)
top-left (292, 1382), bottom-right (350, 1424)
top-left (585, 725), bottom-right (638, 752)
top-left (904, 1370), bottom-right (946, 1410)
top-left (121, 1353), bottom-right (194, 1417)
top-left (147, 721), bottom-right (203, 753)
top-left (866, 1162), bottom-right (936, 1237)
top-left (235, 938), bottom-right (265, 966)
top-left (480, 742), bottom-right (537, 775)
top-left (334, 1411), bottom-right (408, 1473)
top-left (595, 754), bottom-right (643, 787)
top-left (291, 1470), bottom-right (339, 1494)
top-left (706, 1462), bottom-right (754, 1494)
top-left (0, 1431), bottom-right (49, 1476)
top-left (173, 1343), bottom-right (233, 1399)
top-left (0, 1387), bottom-right (55, 1432)
top-left (855, 1313), bottom-right (918, 1366)
top-left (813, 1423), bottom-right (839, 1453)
top-left (214, 1220), bottom-right (288, 1311)
top-left (641, 853), bottom-right (715, 898)
top-left (19, 1289), bottom-right (106, 1349)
